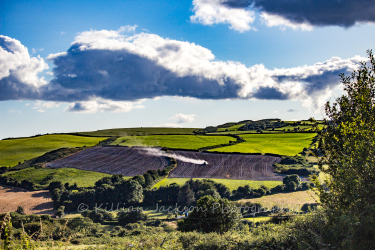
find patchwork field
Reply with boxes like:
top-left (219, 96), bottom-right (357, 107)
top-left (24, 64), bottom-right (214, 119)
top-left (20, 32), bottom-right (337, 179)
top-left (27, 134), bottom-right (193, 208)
top-left (45, 147), bottom-right (169, 175)
top-left (210, 133), bottom-right (316, 156)
top-left (78, 127), bottom-right (200, 137)
top-left (0, 185), bottom-right (54, 215)
top-left (4, 168), bottom-right (112, 188)
top-left (111, 135), bottom-right (233, 150)
top-left (0, 134), bottom-right (106, 167)
top-left (168, 151), bottom-right (282, 180)
top-left (153, 178), bottom-right (282, 191)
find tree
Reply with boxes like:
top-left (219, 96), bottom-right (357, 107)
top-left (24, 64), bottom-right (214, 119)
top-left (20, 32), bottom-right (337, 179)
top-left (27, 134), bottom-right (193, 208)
top-left (177, 183), bottom-right (195, 207)
top-left (115, 180), bottom-right (143, 204)
top-left (315, 50), bottom-right (375, 214)
top-left (178, 195), bottom-right (242, 234)
top-left (283, 174), bottom-right (301, 186)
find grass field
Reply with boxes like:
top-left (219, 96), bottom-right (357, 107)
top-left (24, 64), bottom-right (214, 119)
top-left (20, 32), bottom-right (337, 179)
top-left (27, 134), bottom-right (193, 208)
top-left (78, 127), bottom-right (200, 137)
top-left (210, 133), bottom-right (317, 156)
top-left (0, 134), bottom-right (106, 167)
top-left (238, 190), bottom-right (318, 210)
top-left (4, 168), bottom-right (114, 187)
top-left (111, 135), bottom-right (234, 150)
top-left (153, 178), bottom-right (282, 191)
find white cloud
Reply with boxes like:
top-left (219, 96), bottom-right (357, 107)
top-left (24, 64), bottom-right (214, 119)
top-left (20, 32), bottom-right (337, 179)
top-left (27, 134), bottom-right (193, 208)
top-left (170, 113), bottom-right (196, 123)
top-left (118, 25), bottom-right (138, 33)
top-left (66, 98), bottom-right (144, 113)
top-left (157, 123), bottom-right (183, 128)
top-left (260, 12), bottom-right (313, 31)
top-left (190, 0), bottom-right (256, 32)
top-left (32, 101), bottom-right (61, 112)
top-left (0, 35), bottom-right (48, 89)
top-left (31, 48), bottom-right (44, 54)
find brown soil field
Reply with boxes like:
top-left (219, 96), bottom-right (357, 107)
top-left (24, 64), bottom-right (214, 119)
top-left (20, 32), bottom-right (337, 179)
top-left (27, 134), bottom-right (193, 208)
top-left (45, 146), bottom-right (168, 175)
top-left (0, 185), bottom-right (54, 215)
top-left (169, 151), bottom-right (283, 180)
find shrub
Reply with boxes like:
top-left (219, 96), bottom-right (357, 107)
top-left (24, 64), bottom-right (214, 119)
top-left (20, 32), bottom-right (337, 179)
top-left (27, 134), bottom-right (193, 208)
top-left (16, 206), bottom-right (25, 215)
top-left (117, 209), bottom-right (148, 225)
top-left (178, 195), bottom-right (242, 234)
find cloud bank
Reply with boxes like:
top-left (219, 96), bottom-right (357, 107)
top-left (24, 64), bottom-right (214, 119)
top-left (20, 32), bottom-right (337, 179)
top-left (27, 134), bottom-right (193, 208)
top-left (0, 29), bottom-right (365, 112)
top-left (191, 0), bottom-right (375, 31)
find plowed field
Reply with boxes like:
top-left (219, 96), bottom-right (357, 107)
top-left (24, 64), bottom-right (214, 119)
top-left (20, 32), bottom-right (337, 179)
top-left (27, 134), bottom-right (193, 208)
top-left (46, 147), bottom-right (283, 181)
top-left (169, 151), bottom-right (282, 180)
top-left (45, 147), bottom-right (168, 175)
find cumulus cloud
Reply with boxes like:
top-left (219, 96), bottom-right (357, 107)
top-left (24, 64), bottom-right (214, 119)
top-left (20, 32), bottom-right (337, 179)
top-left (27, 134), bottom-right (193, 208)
top-left (0, 35), bottom-right (48, 100)
top-left (0, 31), bottom-right (366, 112)
top-left (190, 0), bottom-right (256, 32)
top-left (192, 0), bottom-right (375, 31)
top-left (171, 113), bottom-right (196, 123)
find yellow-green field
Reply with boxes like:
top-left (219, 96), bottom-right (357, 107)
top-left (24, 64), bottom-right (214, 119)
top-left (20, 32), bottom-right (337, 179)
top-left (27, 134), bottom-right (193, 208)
top-left (111, 135), bottom-right (234, 150)
top-left (238, 190), bottom-right (318, 210)
top-left (210, 133), bottom-right (316, 156)
top-left (4, 167), bottom-right (116, 187)
top-left (153, 178), bottom-right (282, 191)
top-left (243, 216), bottom-right (271, 223)
top-left (0, 134), bottom-right (106, 167)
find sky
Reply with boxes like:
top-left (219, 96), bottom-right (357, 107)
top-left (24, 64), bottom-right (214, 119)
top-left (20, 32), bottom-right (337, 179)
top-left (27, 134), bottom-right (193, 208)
top-left (1, 0), bottom-right (374, 139)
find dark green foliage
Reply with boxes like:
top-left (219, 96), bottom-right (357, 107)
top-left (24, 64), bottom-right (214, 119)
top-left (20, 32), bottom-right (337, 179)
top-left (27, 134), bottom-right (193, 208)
top-left (15, 206), bottom-right (25, 215)
top-left (117, 209), bottom-right (148, 225)
top-left (300, 203), bottom-right (318, 213)
top-left (203, 126), bottom-right (218, 133)
top-left (273, 155), bottom-right (318, 176)
top-left (24, 222), bottom-right (41, 239)
top-left (82, 209), bottom-right (114, 223)
top-left (94, 176), bottom-right (112, 187)
top-left (283, 174), bottom-right (301, 186)
top-left (56, 206), bottom-right (65, 217)
top-left (132, 175), bottom-right (145, 187)
top-left (177, 184), bottom-right (196, 207)
top-left (178, 196), bottom-right (242, 234)
top-left (20, 179), bottom-right (35, 190)
top-left (315, 50), bottom-right (375, 215)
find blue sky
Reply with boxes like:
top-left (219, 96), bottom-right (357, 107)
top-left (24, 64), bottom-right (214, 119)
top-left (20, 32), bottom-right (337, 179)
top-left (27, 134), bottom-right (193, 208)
top-left (1, 0), bottom-right (374, 139)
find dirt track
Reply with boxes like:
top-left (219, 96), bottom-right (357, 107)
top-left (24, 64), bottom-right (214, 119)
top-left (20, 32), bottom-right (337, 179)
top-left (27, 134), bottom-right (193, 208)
top-left (0, 185), bottom-right (54, 215)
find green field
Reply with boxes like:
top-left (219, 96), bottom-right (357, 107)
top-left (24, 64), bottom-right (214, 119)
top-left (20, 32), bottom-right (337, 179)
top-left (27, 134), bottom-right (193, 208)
top-left (153, 178), bottom-right (282, 191)
top-left (0, 134), bottom-right (106, 167)
top-left (4, 167), bottom-right (115, 187)
top-left (111, 135), bottom-right (233, 150)
top-left (210, 133), bottom-right (316, 156)
top-left (78, 127), bottom-right (200, 137)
